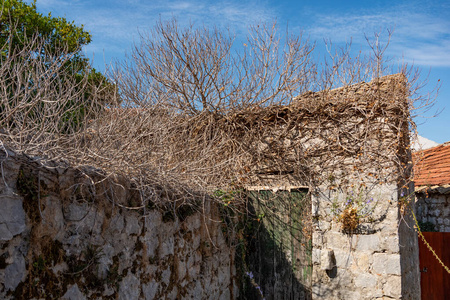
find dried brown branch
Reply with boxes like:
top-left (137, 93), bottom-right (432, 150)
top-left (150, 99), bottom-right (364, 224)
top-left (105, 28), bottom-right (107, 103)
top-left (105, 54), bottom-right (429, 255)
top-left (0, 21), bottom-right (437, 222)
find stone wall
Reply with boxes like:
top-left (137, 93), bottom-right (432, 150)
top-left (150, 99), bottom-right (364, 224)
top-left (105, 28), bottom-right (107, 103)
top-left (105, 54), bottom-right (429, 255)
top-left (416, 188), bottom-right (450, 232)
top-left (311, 183), bottom-right (420, 300)
top-left (0, 151), bottom-right (237, 299)
top-left (0, 153), bottom-right (421, 300)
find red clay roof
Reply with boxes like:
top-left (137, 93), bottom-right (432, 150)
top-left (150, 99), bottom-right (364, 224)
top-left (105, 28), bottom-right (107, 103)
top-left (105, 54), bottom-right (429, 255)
top-left (413, 142), bottom-right (450, 187)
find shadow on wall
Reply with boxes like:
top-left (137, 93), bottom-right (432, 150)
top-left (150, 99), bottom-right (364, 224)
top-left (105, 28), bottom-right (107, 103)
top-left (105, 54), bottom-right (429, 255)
top-left (238, 189), bottom-right (312, 300)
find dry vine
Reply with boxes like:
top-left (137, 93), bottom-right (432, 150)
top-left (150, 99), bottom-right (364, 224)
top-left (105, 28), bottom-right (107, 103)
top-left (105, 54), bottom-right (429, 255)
top-left (0, 19), bottom-right (437, 226)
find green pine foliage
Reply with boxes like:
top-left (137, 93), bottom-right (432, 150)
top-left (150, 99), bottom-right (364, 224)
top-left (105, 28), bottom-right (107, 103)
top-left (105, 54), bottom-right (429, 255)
top-left (0, 0), bottom-right (116, 133)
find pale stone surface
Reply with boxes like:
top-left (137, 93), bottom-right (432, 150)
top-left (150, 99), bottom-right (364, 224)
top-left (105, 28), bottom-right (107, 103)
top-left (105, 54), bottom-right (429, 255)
top-left (354, 273), bottom-right (377, 288)
top-left (62, 284), bottom-right (86, 300)
top-left (4, 254), bottom-right (26, 291)
top-left (320, 248), bottom-right (335, 270)
top-left (159, 236), bottom-right (174, 257)
top-left (372, 253), bottom-right (401, 275)
top-left (125, 214), bottom-right (141, 235)
top-left (161, 267), bottom-right (171, 286)
top-left (143, 280), bottom-right (159, 300)
top-left (339, 290), bottom-right (361, 300)
top-left (353, 252), bottom-right (370, 271)
top-left (119, 273), bottom-right (140, 300)
top-left (333, 248), bottom-right (353, 267)
top-left (384, 235), bottom-right (400, 253)
top-left (312, 248), bottom-right (321, 264)
top-left (356, 234), bottom-right (380, 252)
top-left (96, 243), bottom-right (114, 279)
top-left (110, 213), bottom-right (125, 233)
top-left (385, 254), bottom-right (401, 275)
top-left (0, 196), bottom-right (26, 241)
top-left (383, 275), bottom-right (401, 298)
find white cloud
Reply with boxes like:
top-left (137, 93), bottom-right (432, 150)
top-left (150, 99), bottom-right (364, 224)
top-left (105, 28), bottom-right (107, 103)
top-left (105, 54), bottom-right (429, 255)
top-left (30, 0), bottom-right (449, 69)
top-left (35, 0), bottom-right (275, 56)
top-left (307, 7), bottom-right (450, 67)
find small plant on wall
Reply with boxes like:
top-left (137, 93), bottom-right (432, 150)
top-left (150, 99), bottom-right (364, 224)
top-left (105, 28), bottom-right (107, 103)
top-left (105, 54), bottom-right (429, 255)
top-left (331, 186), bottom-right (377, 233)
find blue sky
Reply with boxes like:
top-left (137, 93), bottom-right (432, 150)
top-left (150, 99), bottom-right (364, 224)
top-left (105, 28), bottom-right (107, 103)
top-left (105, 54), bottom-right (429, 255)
top-left (30, 0), bottom-right (450, 143)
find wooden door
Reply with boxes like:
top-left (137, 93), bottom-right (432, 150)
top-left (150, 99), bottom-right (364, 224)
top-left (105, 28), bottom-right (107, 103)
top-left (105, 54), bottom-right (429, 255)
top-left (244, 189), bottom-right (311, 300)
top-left (418, 232), bottom-right (450, 300)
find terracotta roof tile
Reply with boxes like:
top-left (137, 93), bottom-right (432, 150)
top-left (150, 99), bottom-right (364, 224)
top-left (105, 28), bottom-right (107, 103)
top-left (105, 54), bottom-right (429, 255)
top-left (413, 142), bottom-right (450, 187)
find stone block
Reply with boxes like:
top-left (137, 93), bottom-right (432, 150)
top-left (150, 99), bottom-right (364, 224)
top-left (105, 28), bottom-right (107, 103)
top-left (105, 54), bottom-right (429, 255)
top-left (320, 249), bottom-right (335, 270)
top-left (218, 265), bottom-right (230, 285)
top-left (192, 232), bottom-right (201, 250)
top-left (333, 249), bottom-right (352, 268)
top-left (142, 231), bottom-right (158, 258)
top-left (312, 248), bottom-right (321, 264)
top-left (161, 267), bottom-right (171, 286)
top-left (96, 244), bottom-right (114, 279)
top-left (354, 273), bottom-right (377, 288)
top-left (339, 290), bottom-right (361, 300)
top-left (312, 232), bottom-right (323, 246)
top-left (119, 273), bottom-right (140, 300)
top-left (385, 255), bottom-right (401, 275)
top-left (4, 254), bottom-right (26, 291)
top-left (325, 231), bottom-right (348, 248)
top-left (383, 236), bottom-right (399, 253)
top-left (110, 214), bottom-right (125, 233)
top-left (62, 284), bottom-right (86, 300)
top-left (51, 262), bottom-right (69, 275)
top-left (65, 202), bottom-right (89, 221)
top-left (356, 234), bottom-right (380, 252)
top-left (159, 236), bottom-right (174, 257)
top-left (383, 275), bottom-right (401, 298)
top-left (0, 196), bottom-right (26, 241)
top-left (143, 280), bottom-right (159, 300)
top-left (353, 252), bottom-right (370, 271)
top-left (372, 253), bottom-right (401, 275)
top-left (185, 214), bottom-right (201, 232)
top-left (125, 214), bottom-right (141, 235)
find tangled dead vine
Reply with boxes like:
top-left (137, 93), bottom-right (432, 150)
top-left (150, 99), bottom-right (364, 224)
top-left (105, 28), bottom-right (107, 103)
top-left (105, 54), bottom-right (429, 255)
top-left (0, 19), bottom-right (437, 221)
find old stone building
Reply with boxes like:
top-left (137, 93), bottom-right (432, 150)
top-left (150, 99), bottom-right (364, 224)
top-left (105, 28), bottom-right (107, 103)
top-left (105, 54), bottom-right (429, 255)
top-left (1, 74), bottom-right (421, 299)
top-left (414, 141), bottom-right (450, 232)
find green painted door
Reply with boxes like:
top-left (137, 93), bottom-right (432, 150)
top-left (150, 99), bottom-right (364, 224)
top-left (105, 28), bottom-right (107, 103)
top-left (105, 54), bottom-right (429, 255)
top-left (244, 189), bottom-right (311, 300)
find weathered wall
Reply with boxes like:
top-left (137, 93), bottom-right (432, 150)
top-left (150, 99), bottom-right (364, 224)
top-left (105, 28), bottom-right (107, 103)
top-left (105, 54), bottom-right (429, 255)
top-left (0, 74), bottom-right (421, 300)
top-left (310, 184), bottom-right (420, 300)
top-left (416, 188), bottom-right (450, 232)
top-left (0, 151), bottom-right (237, 299)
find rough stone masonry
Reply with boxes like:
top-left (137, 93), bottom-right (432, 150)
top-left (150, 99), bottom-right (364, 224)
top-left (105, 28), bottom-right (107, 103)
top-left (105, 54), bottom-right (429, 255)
top-left (0, 149), bottom-right (237, 299)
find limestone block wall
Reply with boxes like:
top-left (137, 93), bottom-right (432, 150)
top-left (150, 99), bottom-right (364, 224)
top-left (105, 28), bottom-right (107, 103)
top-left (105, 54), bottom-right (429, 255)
top-left (0, 151), bottom-right (237, 300)
top-left (311, 184), bottom-right (420, 300)
top-left (416, 190), bottom-right (450, 232)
